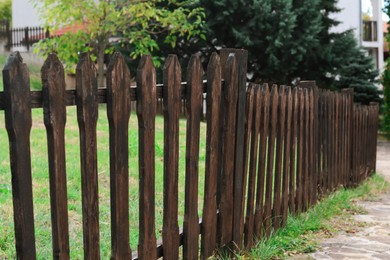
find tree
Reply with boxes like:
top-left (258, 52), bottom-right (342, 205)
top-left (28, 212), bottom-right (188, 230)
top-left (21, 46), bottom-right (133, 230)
top-left (382, 0), bottom-right (390, 134)
top-left (200, 0), bottom-right (300, 83)
top-left (332, 31), bottom-right (381, 104)
top-left (0, 0), bottom-right (12, 21)
top-left (32, 0), bottom-right (205, 87)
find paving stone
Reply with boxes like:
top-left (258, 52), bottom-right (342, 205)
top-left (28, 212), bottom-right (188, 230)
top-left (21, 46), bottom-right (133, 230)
top-left (291, 140), bottom-right (390, 260)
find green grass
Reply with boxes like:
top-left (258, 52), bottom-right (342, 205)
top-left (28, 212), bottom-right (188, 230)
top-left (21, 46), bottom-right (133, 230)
top-left (0, 107), bottom-right (207, 258)
top-left (236, 174), bottom-right (389, 260)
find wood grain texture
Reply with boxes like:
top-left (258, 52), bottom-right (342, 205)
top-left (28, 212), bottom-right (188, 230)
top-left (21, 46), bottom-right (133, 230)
top-left (244, 84), bottom-right (259, 249)
top-left (106, 52), bottom-right (132, 259)
top-left (183, 55), bottom-right (203, 260)
top-left (41, 53), bottom-right (70, 259)
top-left (296, 88), bottom-right (304, 213)
top-left (76, 52), bottom-right (100, 260)
top-left (162, 55), bottom-right (181, 260)
top-left (220, 49), bottom-right (249, 248)
top-left (254, 84), bottom-right (270, 239)
top-left (217, 54), bottom-right (238, 246)
top-left (201, 53), bottom-right (222, 259)
top-left (136, 55), bottom-right (157, 260)
top-left (3, 51), bottom-right (36, 258)
top-left (289, 88), bottom-right (298, 214)
top-left (273, 86), bottom-right (286, 229)
top-left (281, 88), bottom-right (292, 227)
top-left (240, 86), bottom-right (253, 246)
top-left (264, 85), bottom-right (278, 237)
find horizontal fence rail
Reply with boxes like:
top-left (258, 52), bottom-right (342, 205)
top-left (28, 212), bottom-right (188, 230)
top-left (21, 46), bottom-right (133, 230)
top-left (0, 49), bottom-right (379, 259)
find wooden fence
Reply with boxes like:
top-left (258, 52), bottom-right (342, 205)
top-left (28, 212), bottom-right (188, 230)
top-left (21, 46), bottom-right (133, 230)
top-left (5, 26), bottom-right (48, 51)
top-left (0, 49), bottom-right (379, 259)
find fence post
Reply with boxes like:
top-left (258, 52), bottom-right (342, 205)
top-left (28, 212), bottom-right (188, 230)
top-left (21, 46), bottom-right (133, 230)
top-left (369, 102), bottom-right (379, 173)
top-left (219, 48), bottom-right (248, 249)
top-left (298, 81), bottom-right (318, 206)
top-left (24, 27), bottom-right (29, 51)
top-left (342, 89), bottom-right (354, 187)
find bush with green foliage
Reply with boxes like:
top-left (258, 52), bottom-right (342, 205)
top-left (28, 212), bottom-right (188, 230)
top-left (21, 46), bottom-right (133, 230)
top-left (33, 0), bottom-right (205, 87)
top-left (0, 0), bottom-right (11, 21)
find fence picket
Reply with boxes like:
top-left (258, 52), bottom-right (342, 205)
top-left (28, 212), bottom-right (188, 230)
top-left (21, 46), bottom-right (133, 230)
top-left (42, 53), bottom-right (70, 259)
top-left (75, 52), bottom-right (100, 259)
top-left (217, 54), bottom-right (238, 246)
top-left (201, 53), bottom-right (222, 259)
top-left (162, 55), bottom-right (181, 259)
top-left (281, 87), bottom-right (292, 226)
top-left (183, 55), bottom-right (203, 260)
top-left (264, 85), bottom-right (278, 237)
top-left (136, 55), bottom-right (157, 260)
top-left (254, 84), bottom-right (270, 239)
top-left (289, 88), bottom-right (299, 214)
top-left (243, 84), bottom-right (257, 249)
top-left (106, 53), bottom-right (132, 259)
top-left (3, 52), bottom-right (36, 258)
top-left (303, 89), bottom-right (309, 211)
top-left (273, 86), bottom-right (286, 229)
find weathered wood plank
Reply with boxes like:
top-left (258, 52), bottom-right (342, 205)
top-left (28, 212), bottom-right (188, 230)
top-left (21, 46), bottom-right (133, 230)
top-left (136, 55), bottom-right (157, 260)
top-left (183, 55), bottom-right (203, 260)
top-left (41, 53), bottom-right (70, 259)
top-left (3, 51), bottom-right (36, 258)
top-left (243, 84), bottom-right (257, 249)
top-left (106, 52), bottom-right (132, 259)
top-left (217, 54), bottom-right (238, 246)
top-left (302, 89), bottom-right (309, 211)
top-left (281, 87), bottom-right (292, 227)
top-left (289, 88), bottom-right (298, 214)
top-left (162, 55), bottom-right (181, 260)
top-left (273, 85), bottom-right (286, 229)
top-left (201, 53), bottom-right (222, 259)
top-left (264, 85), bottom-right (278, 237)
top-left (76, 52), bottom-right (100, 259)
top-left (296, 88), bottom-right (304, 213)
top-left (254, 84), bottom-right (270, 239)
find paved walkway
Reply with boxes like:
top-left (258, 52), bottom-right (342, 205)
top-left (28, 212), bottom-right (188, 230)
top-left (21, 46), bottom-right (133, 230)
top-left (295, 139), bottom-right (390, 260)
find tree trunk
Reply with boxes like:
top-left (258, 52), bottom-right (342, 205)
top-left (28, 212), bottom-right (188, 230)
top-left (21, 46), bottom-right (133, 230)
top-left (97, 38), bottom-right (106, 89)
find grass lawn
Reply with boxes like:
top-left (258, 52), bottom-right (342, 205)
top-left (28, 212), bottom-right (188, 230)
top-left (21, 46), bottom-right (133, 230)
top-left (239, 174), bottom-right (389, 259)
top-left (0, 107), bottom-right (207, 258)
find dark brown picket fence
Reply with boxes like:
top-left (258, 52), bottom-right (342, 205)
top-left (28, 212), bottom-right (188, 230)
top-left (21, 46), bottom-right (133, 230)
top-left (0, 49), bottom-right (378, 259)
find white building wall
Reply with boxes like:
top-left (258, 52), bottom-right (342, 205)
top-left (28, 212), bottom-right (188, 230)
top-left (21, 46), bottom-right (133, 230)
top-left (331, 0), bottom-right (384, 72)
top-left (331, 0), bottom-right (362, 41)
top-left (12, 0), bottom-right (41, 28)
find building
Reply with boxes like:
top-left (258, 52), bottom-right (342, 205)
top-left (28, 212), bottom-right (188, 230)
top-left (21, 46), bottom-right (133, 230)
top-left (331, 0), bottom-right (384, 72)
top-left (12, 0), bottom-right (41, 28)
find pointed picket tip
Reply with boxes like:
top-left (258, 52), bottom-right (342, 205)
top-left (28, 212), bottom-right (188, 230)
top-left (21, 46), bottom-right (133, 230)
top-left (207, 52), bottom-right (221, 72)
top-left (76, 52), bottom-right (96, 74)
top-left (106, 52), bottom-right (131, 93)
top-left (163, 54), bottom-right (181, 99)
top-left (270, 84), bottom-right (279, 98)
top-left (137, 54), bottom-right (155, 73)
top-left (107, 52), bottom-right (129, 77)
top-left (3, 51), bottom-right (24, 72)
top-left (163, 54), bottom-right (180, 72)
top-left (42, 53), bottom-right (63, 72)
top-left (187, 54), bottom-right (204, 79)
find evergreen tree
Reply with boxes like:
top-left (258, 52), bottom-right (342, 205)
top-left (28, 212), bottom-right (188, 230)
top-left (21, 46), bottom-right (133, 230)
top-left (200, 0), bottom-right (299, 83)
top-left (382, 0), bottom-right (390, 134)
top-left (332, 31), bottom-right (381, 105)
